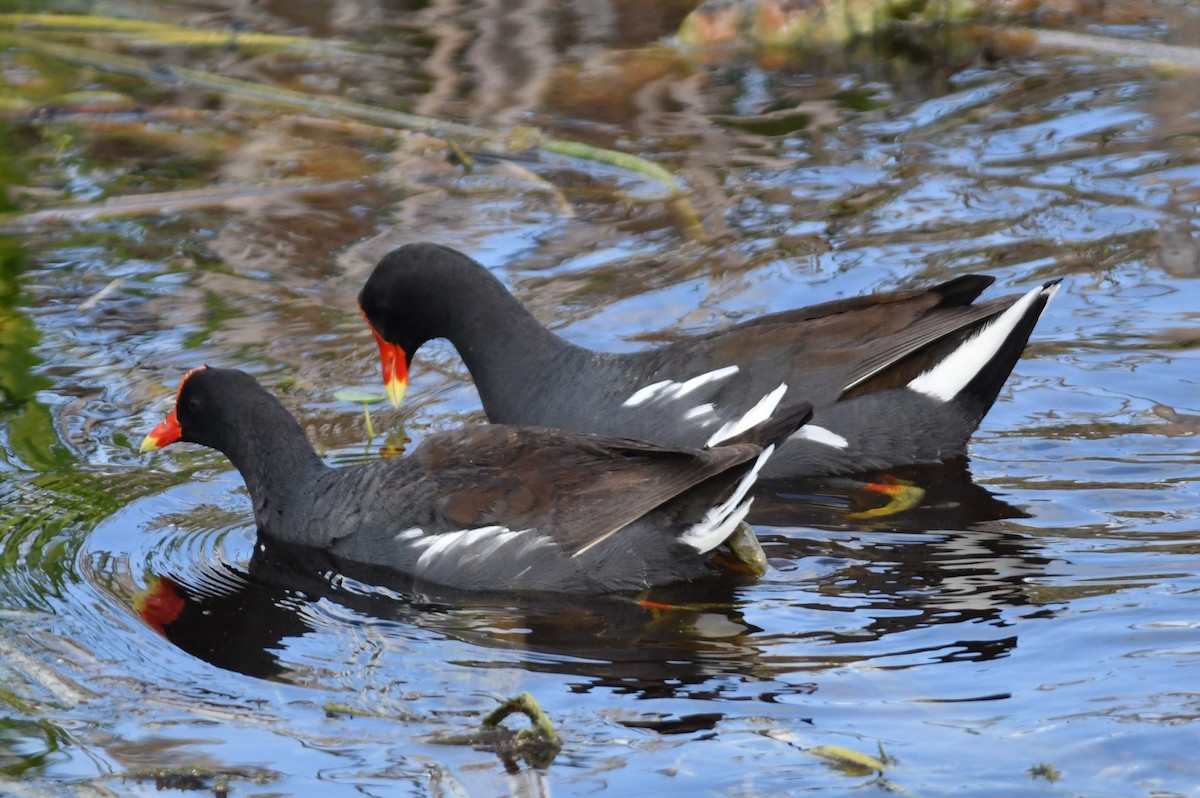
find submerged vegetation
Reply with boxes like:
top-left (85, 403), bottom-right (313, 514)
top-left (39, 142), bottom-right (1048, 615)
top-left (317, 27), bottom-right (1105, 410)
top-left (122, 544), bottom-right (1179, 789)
top-left (0, 9), bottom-right (692, 232)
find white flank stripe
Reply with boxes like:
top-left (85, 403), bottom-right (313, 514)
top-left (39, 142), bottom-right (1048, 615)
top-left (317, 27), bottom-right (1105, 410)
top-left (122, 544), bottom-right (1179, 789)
top-left (466, 528), bottom-right (524, 561)
top-left (460, 528), bottom-right (551, 566)
top-left (393, 527), bottom-right (424, 542)
top-left (789, 424), bottom-right (849, 449)
top-left (669, 365), bottom-right (739, 399)
top-left (680, 443), bottom-right (774, 553)
top-left (705, 383), bottom-right (788, 447)
top-left (414, 525), bottom-right (509, 569)
top-left (908, 283), bottom-right (1056, 402)
top-left (623, 379), bottom-right (672, 407)
top-left (684, 403), bottom-right (717, 421)
top-left (622, 365), bottom-right (739, 407)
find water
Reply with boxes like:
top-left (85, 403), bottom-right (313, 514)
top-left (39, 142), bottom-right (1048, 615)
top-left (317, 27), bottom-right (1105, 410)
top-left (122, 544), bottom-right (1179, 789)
top-left (1, 1), bottom-right (1199, 795)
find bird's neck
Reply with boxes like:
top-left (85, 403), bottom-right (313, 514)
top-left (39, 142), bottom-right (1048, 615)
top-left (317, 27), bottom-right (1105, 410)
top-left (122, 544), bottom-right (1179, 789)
top-left (216, 401), bottom-right (329, 539)
top-left (439, 277), bottom-right (588, 420)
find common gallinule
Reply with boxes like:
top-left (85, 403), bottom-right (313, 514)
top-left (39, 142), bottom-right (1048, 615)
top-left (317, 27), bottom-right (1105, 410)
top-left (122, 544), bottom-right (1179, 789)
top-left (139, 367), bottom-right (812, 593)
top-left (358, 243), bottom-right (1060, 478)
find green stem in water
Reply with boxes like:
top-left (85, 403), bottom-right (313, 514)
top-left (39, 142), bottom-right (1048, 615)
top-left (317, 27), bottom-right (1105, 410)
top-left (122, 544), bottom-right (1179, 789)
top-left (5, 30), bottom-right (691, 204)
top-left (483, 691), bottom-right (562, 749)
top-left (362, 404), bottom-right (374, 441)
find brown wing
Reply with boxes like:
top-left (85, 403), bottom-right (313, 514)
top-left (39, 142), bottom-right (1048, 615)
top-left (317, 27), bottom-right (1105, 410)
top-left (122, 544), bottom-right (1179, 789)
top-left (695, 275), bottom-right (1015, 404)
top-left (411, 425), bottom-right (759, 555)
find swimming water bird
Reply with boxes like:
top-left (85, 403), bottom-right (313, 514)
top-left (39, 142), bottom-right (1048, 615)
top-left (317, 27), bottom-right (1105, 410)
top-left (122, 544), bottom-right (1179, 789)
top-left (139, 367), bottom-right (811, 593)
top-left (358, 243), bottom-right (1060, 479)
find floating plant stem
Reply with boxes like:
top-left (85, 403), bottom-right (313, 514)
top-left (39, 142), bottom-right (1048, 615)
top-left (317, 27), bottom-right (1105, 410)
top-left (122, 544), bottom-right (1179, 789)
top-left (431, 691), bottom-right (562, 769)
top-left (2, 23), bottom-right (692, 205)
top-left (333, 390), bottom-right (385, 441)
top-left (482, 691), bottom-right (562, 749)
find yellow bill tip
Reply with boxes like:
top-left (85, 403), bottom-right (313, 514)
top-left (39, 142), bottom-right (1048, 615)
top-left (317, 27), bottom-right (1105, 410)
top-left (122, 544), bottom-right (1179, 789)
top-left (386, 376), bottom-right (407, 409)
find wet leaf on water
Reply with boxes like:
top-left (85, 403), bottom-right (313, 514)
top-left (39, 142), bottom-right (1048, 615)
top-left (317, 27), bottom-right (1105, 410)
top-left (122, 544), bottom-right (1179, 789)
top-left (618, 712), bottom-right (723, 735)
top-left (716, 110), bottom-right (814, 137)
top-left (334, 390), bottom-right (385, 440)
top-left (0, 97), bottom-right (33, 112)
top-left (323, 701), bottom-right (419, 722)
top-left (53, 89), bottom-right (135, 108)
top-left (810, 744), bottom-right (887, 775)
top-left (0, 13), bottom-right (338, 53)
top-left (332, 390), bottom-right (386, 404)
top-left (1028, 762), bottom-right (1062, 782)
top-left (0, 14), bottom-right (182, 35)
top-left (111, 764), bottom-right (276, 795)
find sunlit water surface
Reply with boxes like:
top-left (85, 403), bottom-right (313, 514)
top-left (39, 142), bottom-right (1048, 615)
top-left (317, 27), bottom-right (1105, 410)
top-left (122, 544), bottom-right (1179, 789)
top-left (1, 2), bottom-right (1199, 796)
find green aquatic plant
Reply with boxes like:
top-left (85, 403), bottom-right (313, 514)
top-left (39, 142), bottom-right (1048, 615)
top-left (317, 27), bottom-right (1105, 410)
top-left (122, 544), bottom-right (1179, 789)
top-left (0, 11), bottom-right (691, 209)
top-left (333, 389), bottom-right (386, 441)
top-left (432, 691), bottom-right (562, 770)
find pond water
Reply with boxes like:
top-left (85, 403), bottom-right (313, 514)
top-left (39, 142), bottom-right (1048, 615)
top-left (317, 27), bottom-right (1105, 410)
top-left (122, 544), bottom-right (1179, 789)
top-left (1, 1), bottom-right (1199, 796)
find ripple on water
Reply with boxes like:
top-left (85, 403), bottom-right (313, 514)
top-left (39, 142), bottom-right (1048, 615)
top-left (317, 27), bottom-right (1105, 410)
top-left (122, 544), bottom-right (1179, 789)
top-left (1, 8), bottom-right (1200, 795)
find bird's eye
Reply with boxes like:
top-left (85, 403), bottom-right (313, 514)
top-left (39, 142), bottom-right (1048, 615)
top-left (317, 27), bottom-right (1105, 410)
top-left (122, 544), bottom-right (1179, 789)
top-left (187, 396), bottom-right (202, 413)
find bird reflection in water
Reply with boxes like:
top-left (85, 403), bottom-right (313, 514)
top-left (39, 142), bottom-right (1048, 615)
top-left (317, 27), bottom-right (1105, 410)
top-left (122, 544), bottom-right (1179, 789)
top-left (129, 460), bottom-right (1050, 699)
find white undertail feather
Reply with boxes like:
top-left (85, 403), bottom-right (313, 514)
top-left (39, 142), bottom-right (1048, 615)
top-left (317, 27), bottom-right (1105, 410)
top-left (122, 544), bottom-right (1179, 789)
top-left (908, 282), bottom-right (1059, 402)
top-left (623, 365), bottom-right (740, 407)
top-left (679, 443), bottom-right (774, 553)
top-left (686, 498), bottom-right (754, 557)
top-left (705, 382), bottom-right (789, 447)
top-left (788, 424), bottom-right (849, 449)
